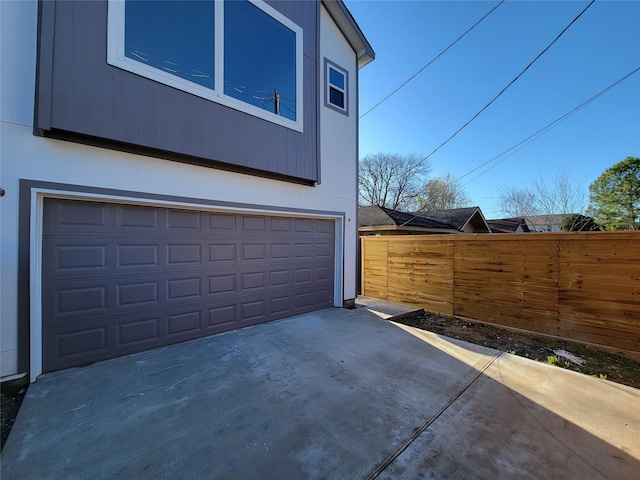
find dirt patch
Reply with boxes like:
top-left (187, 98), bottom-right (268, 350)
top-left (1, 376), bottom-right (29, 450)
top-left (396, 311), bottom-right (640, 390)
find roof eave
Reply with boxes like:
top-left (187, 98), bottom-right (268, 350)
top-left (322, 0), bottom-right (375, 68)
top-left (358, 226), bottom-right (462, 234)
top-left (463, 208), bottom-right (492, 233)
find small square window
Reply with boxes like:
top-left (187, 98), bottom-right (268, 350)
top-left (324, 59), bottom-right (348, 115)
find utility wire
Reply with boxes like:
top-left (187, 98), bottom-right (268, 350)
top-left (420, 0), bottom-right (596, 163)
top-left (459, 65), bottom-right (640, 186)
top-left (397, 65), bottom-right (637, 229)
top-left (359, 0), bottom-right (505, 120)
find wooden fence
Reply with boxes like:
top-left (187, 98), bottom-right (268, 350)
top-left (361, 232), bottom-right (640, 356)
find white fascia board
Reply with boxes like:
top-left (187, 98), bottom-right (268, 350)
top-left (322, 0), bottom-right (374, 68)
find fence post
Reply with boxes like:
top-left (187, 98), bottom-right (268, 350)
top-left (556, 238), bottom-right (561, 337)
top-left (451, 238), bottom-right (456, 317)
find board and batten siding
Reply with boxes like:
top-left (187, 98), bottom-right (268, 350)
top-left (35, 0), bottom-right (319, 183)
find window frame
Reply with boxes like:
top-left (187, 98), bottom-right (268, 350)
top-left (107, 0), bottom-right (304, 132)
top-left (324, 58), bottom-right (348, 116)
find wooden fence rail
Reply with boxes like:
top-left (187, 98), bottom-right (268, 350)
top-left (361, 232), bottom-right (640, 356)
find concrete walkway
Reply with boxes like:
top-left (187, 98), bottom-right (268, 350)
top-left (2, 305), bottom-right (639, 479)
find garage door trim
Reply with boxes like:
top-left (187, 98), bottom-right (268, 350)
top-left (29, 187), bottom-right (345, 381)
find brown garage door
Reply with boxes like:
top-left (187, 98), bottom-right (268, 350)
top-left (42, 198), bottom-right (335, 372)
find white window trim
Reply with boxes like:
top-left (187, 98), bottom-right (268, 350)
top-left (107, 0), bottom-right (303, 132)
top-left (324, 58), bottom-right (348, 116)
top-left (29, 188), bottom-right (344, 382)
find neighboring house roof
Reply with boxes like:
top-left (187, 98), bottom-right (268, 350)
top-left (358, 206), bottom-right (492, 234)
top-left (524, 214), bottom-right (574, 232)
top-left (324, 1), bottom-right (375, 68)
top-left (413, 207), bottom-right (492, 233)
top-left (487, 218), bottom-right (530, 233)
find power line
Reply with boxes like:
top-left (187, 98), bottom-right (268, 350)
top-left (359, 0), bottom-right (505, 120)
top-left (393, 65), bottom-right (638, 229)
top-left (459, 66), bottom-right (640, 187)
top-left (420, 0), bottom-right (596, 163)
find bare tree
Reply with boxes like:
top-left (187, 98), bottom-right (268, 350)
top-left (415, 173), bottom-right (472, 211)
top-left (359, 153), bottom-right (431, 210)
top-left (497, 187), bottom-right (539, 217)
top-left (533, 169), bottom-right (585, 216)
top-left (497, 169), bottom-right (586, 217)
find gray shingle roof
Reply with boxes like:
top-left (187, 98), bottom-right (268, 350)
top-left (358, 205), bottom-right (492, 233)
top-left (359, 206), bottom-right (454, 230)
top-left (411, 207), bottom-right (484, 231)
top-left (486, 218), bottom-right (530, 233)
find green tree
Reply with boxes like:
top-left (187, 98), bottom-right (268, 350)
top-left (587, 157), bottom-right (640, 230)
top-left (415, 173), bottom-right (471, 211)
top-left (561, 213), bottom-right (599, 232)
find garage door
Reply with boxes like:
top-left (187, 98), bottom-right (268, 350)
top-left (42, 198), bottom-right (335, 372)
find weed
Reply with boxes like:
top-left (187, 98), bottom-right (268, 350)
top-left (545, 355), bottom-right (559, 366)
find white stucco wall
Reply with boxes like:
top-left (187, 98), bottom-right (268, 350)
top-left (0, 1), bottom-right (361, 377)
top-left (319, 5), bottom-right (359, 304)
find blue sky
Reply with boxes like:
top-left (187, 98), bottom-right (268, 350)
top-left (345, 0), bottom-right (640, 218)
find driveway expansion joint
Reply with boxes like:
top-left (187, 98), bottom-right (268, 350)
top-left (365, 351), bottom-right (504, 480)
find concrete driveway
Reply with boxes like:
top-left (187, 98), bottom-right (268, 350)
top-left (2, 302), bottom-right (639, 479)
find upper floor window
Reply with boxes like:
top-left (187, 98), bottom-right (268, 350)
top-left (324, 59), bottom-right (348, 116)
top-left (108, 0), bottom-right (303, 131)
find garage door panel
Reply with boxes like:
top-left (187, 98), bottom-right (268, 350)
top-left (316, 219), bottom-right (334, 233)
top-left (269, 296), bottom-right (291, 315)
top-left (43, 198), bottom-right (335, 372)
top-left (270, 243), bottom-right (291, 259)
top-left (44, 199), bottom-right (108, 231)
top-left (209, 243), bottom-right (237, 262)
top-left (241, 271), bottom-right (266, 292)
top-left (208, 212), bottom-right (236, 230)
top-left (315, 242), bottom-right (333, 258)
top-left (118, 204), bottom-right (159, 228)
top-left (56, 285), bottom-right (108, 314)
top-left (316, 266), bottom-right (332, 282)
top-left (43, 238), bottom-right (109, 275)
top-left (270, 217), bottom-right (291, 231)
top-left (241, 300), bottom-right (267, 322)
top-left (57, 244), bottom-right (108, 271)
top-left (118, 281), bottom-right (159, 307)
top-left (118, 244), bottom-right (160, 268)
top-left (118, 317), bottom-right (160, 347)
top-left (56, 327), bottom-right (108, 358)
top-left (208, 305), bottom-right (236, 328)
top-left (242, 216), bottom-right (267, 231)
top-left (294, 218), bottom-right (313, 232)
top-left (167, 209), bottom-right (201, 229)
top-left (166, 243), bottom-right (202, 265)
top-left (241, 243), bottom-right (266, 261)
top-left (269, 269), bottom-right (291, 287)
top-left (167, 311), bottom-right (202, 336)
top-left (208, 274), bottom-right (237, 295)
top-left (166, 276), bottom-right (202, 301)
